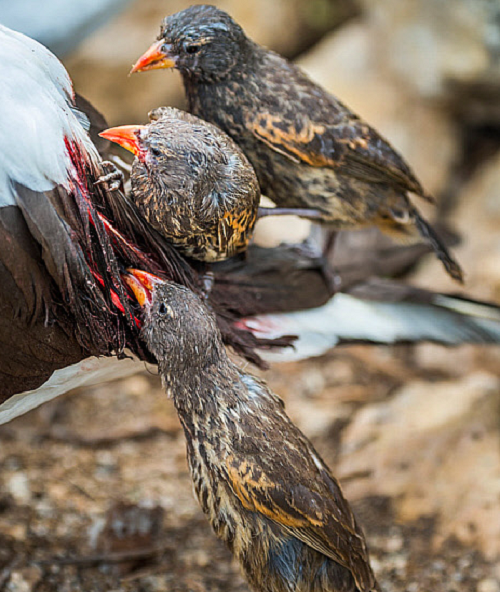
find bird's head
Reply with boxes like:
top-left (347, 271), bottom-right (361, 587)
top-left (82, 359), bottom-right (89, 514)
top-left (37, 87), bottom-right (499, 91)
top-left (100, 107), bottom-right (259, 225)
top-left (131, 5), bottom-right (249, 82)
top-left (124, 270), bottom-right (224, 375)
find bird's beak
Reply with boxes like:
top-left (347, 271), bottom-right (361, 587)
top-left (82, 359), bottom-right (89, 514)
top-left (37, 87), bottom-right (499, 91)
top-left (130, 40), bottom-right (176, 74)
top-left (99, 125), bottom-right (146, 158)
top-left (123, 269), bottom-right (164, 308)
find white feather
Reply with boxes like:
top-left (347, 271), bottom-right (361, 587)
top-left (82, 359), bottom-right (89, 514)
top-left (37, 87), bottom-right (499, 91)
top-left (0, 355), bottom-right (148, 425)
top-left (252, 293), bottom-right (500, 363)
top-left (0, 24), bottom-right (99, 206)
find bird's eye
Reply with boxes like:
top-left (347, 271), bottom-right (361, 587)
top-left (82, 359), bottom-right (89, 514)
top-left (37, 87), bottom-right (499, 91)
top-left (186, 44), bottom-right (200, 54)
top-left (150, 146), bottom-right (162, 158)
top-left (158, 302), bottom-right (168, 316)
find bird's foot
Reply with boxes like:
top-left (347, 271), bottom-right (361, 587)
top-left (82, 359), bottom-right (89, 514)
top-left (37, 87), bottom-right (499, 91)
top-left (96, 161), bottom-right (125, 192)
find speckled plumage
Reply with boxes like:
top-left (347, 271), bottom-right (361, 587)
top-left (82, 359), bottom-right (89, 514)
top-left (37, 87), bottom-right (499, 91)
top-left (129, 107), bottom-right (260, 262)
top-left (135, 5), bottom-right (463, 282)
top-left (140, 281), bottom-right (379, 592)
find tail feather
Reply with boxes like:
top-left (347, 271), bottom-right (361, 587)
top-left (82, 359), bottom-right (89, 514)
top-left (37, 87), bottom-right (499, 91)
top-left (412, 211), bottom-right (464, 283)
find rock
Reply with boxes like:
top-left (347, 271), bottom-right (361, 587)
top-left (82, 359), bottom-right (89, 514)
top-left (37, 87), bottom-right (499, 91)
top-left (0, 0), bottom-right (134, 57)
top-left (5, 473), bottom-right (30, 504)
top-left (253, 197), bottom-right (311, 246)
top-left (337, 371), bottom-right (500, 559)
top-left (298, 21), bottom-right (459, 198)
top-left (359, 0), bottom-right (500, 122)
top-left (5, 567), bottom-right (42, 592)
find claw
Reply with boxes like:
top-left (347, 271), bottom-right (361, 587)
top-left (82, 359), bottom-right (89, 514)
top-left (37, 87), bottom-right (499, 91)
top-left (96, 161), bottom-right (125, 192)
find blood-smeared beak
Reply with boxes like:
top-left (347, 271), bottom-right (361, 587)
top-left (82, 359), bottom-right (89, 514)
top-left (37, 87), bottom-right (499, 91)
top-left (99, 125), bottom-right (147, 158)
top-left (130, 40), bottom-right (176, 74)
top-left (123, 269), bottom-right (164, 308)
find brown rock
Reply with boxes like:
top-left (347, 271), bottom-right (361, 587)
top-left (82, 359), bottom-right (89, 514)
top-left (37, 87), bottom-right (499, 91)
top-left (411, 152), bottom-right (500, 296)
top-left (338, 371), bottom-right (500, 559)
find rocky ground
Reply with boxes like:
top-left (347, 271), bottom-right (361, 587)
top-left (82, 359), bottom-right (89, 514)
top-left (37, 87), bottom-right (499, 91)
top-left (1, 0), bottom-right (500, 590)
top-left (1, 343), bottom-right (499, 591)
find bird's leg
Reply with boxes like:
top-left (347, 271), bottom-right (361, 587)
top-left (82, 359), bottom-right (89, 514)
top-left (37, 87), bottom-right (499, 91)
top-left (321, 231), bottom-right (342, 293)
top-left (201, 271), bottom-right (215, 300)
top-left (201, 264), bottom-right (215, 302)
top-left (194, 261), bottom-right (215, 300)
top-left (257, 207), bottom-right (325, 221)
top-left (96, 161), bottom-right (125, 192)
top-left (296, 229), bottom-right (341, 295)
top-left (323, 230), bottom-right (337, 262)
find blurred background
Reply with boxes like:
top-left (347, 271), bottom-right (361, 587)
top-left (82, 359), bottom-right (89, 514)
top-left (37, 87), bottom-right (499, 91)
top-left (0, 1), bottom-right (499, 590)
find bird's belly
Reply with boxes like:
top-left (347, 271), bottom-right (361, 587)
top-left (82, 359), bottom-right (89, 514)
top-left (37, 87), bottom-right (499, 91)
top-left (245, 145), bottom-right (381, 230)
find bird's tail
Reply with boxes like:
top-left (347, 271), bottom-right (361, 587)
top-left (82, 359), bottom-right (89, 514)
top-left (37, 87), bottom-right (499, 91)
top-left (412, 210), bottom-right (464, 283)
top-left (378, 207), bottom-right (463, 283)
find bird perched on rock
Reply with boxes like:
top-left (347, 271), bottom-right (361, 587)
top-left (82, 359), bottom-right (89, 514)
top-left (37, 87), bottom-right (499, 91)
top-left (131, 4), bottom-right (463, 282)
top-left (128, 273), bottom-right (380, 592)
top-left (100, 107), bottom-right (260, 262)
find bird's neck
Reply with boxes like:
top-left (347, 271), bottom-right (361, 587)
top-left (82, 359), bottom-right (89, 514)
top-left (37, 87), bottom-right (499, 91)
top-left (159, 351), bottom-right (242, 419)
top-left (182, 44), bottom-right (260, 113)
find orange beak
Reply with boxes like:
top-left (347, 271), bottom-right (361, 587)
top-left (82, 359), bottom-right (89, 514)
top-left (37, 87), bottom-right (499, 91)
top-left (130, 40), bottom-right (176, 74)
top-left (123, 269), bottom-right (164, 308)
top-left (99, 125), bottom-right (147, 158)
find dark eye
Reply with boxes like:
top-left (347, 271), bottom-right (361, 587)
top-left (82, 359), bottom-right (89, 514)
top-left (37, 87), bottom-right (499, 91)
top-left (150, 146), bottom-right (162, 158)
top-left (158, 302), bottom-right (168, 315)
top-left (186, 44), bottom-right (200, 54)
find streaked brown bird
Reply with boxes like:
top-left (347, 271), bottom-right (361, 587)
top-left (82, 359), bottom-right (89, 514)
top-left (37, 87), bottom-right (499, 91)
top-left (100, 106), bottom-right (260, 263)
top-left (128, 272), bottom-right (380, 592)
top-left (132, 4), bottom-right (463, 283)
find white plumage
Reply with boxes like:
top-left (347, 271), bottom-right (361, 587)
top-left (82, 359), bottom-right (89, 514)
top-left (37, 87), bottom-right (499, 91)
top-left (0, 24), bottom-right (98, 205)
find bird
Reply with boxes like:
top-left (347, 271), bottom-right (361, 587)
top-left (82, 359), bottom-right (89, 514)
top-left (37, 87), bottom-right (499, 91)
top-left (131, 4), bottom-right (463, 283)
top-left (0, 23), bottom-right (291, 424)
top-left (127, 273), bottom-right (380, 592)
top-left (99, 106), bottom-right (260, 263)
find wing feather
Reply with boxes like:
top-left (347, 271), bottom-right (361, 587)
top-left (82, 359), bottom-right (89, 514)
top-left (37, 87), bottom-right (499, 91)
top-left (221, 392), bottom-right (376, 591)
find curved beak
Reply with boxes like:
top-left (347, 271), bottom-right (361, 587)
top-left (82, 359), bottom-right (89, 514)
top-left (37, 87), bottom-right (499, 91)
top-left (123, 269), bottom-right (164, 308)
top-left (99, 125), bottom-right (147, 157)
top-left (130, 40), bottom-right (176, 74)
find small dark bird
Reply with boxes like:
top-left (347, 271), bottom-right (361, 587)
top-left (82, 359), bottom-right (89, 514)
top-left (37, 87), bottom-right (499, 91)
top-left (100, 106), bottom-right (260, 262)
top-left (132, 4), bottom-right (463, 282)
top-left (128, 272), bottom-right (380, 592)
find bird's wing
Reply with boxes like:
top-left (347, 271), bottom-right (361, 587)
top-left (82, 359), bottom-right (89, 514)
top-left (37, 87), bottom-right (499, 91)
top-left (222, 384), bottom-right (376, 591)
top-left (245, 60), bottom-right (428, 199)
